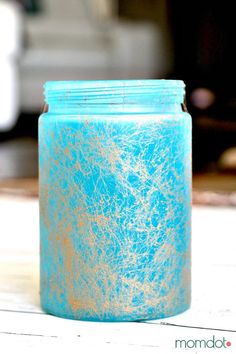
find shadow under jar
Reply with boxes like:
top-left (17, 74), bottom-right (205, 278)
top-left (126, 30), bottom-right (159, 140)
top-left (39, 79), bottom-right (192, 321)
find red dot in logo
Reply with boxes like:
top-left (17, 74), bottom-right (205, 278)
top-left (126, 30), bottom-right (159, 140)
top-left (226, 341), bottom-right (231, 347)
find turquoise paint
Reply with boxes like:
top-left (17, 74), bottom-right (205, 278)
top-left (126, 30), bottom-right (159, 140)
top-left (39, 80), bottom-right (191, 321)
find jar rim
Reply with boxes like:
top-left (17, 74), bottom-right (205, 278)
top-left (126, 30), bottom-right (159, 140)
top-left (44, 79), bottom-right (185, 93)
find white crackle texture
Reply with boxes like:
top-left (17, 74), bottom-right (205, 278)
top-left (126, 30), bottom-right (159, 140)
top-left (39, 113), bottom-right (191, 321)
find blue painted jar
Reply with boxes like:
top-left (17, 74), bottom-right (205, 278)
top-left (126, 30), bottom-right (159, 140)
top-left (39, 80), bottom-right (191, 321)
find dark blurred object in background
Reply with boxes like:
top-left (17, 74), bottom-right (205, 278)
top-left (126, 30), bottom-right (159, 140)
top-left (18, 0), bottom-right (42, 14)
top-left (168, 0), bottom-right (236, 97)
top-left (167, 0), bottom-right (236, 171)
top-left (0, 113), bottom-right (38, 179)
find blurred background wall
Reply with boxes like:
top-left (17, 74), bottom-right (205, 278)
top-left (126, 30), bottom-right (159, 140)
top-left (0, 0), bottom-right (236, 180)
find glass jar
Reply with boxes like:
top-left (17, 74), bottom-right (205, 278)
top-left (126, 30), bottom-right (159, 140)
top-left (39, 80), bottom-right (191, 321)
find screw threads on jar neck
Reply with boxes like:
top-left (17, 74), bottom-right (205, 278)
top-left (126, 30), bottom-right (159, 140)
top-left (44, 79), bottom-right (186, 114)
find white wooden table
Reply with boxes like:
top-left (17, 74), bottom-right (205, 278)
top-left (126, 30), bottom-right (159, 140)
top-left (0, 195), bottom-right (236, 353)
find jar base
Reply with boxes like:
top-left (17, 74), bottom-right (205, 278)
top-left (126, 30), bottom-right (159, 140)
top-left (41, 302), bottom-right (190, 322)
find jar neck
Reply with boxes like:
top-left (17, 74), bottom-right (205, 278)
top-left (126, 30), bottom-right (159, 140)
top-left (44, 80), bottom-right (185, 114)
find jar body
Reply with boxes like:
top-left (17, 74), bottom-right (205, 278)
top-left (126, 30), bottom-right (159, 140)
top-left (39, 80), bottom-right (191, 321)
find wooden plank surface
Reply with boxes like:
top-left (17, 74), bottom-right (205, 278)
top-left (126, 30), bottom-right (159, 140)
top-left (0, 195), bottom-right (236, 353)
